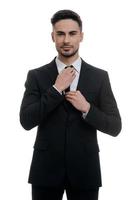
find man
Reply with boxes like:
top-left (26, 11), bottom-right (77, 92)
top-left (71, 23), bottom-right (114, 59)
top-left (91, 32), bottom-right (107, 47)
top-left (20, 10), bottom-right (122, 200)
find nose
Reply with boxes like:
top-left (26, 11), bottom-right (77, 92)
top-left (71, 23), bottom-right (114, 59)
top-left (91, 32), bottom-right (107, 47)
top-left (64, 34), bottom-right (70, 43)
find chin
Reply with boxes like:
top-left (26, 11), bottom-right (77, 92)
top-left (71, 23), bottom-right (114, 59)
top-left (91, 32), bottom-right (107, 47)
top-left (62, 53), bottom-right (74, 58)
top-left (61, 51), bottom-right (76, 57)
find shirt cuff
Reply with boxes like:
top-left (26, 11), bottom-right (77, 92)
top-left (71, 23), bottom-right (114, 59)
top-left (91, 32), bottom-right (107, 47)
top-left (82, 111), bottom-right (88, 119)
top-left (53, 85), bottom-right (62, 95)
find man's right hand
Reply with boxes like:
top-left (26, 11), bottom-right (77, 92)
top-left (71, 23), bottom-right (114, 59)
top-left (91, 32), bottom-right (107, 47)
top-left (54, 67), bottom-right (76, 92)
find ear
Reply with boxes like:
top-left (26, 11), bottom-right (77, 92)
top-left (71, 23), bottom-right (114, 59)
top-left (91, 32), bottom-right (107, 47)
top-left (51, 32), bottom-right (55, 42)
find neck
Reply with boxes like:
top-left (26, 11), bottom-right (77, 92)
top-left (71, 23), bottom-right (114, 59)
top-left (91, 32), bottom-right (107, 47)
top-left (58, 53), bottom-right (79, 65)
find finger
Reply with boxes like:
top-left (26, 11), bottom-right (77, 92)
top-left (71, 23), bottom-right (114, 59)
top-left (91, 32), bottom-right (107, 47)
top-left (65, 91), bottom-right (77, 95)
top-left (65, 94), bottom-right (74, 99)
top-left (71, 68), bottom-right (76, 73)
top-left (65, 95), bottom-right (76, 101)
top-left (65, 97), bottom-right (74, 103)
top-left (71, 73), bottom-right (76, 79)
top-left (64, 66), bottom-right (75, 72)
top-left (76, 90), bottom-right (81, 94)
top-left (65, 67), bottom-right (73, 72)
top-left (66, 92), bottom-right (76, 96)
top-left (71, 71), bottom-right (76, 76)
top-left (65, 93), bottom-right (76, 99)
top-left (64, 68), bottom-right (75, 76)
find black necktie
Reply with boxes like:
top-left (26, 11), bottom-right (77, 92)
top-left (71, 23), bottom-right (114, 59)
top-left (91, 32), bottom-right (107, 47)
top-left (64, 65), bottom-right (73, 93)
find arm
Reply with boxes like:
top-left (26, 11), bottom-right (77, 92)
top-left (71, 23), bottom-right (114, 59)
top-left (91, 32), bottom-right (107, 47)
top-left (19, 70), bottom-right (64, 130)
top-left (84, 72), bottom-right (122, 136)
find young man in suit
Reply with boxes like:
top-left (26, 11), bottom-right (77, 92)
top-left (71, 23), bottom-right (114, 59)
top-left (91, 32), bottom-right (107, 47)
top-left (20, 10), bottom-right (122, 200)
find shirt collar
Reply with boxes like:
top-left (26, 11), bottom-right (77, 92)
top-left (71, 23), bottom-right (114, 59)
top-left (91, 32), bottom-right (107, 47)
top-left (55, 56), bottom-right (82, 73)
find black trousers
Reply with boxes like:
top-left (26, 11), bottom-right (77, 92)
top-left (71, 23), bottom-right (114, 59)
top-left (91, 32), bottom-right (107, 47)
top-left (32, 185), bottom-right (99, 200)
top-left (32, 173), bottom-right (99, 200)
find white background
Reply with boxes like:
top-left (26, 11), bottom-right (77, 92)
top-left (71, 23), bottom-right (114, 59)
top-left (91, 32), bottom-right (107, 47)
top-left (0, 0), bottom-right (134, 199)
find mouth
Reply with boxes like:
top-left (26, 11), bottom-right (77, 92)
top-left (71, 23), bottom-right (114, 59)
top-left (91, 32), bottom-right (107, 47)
top-left (62, 45), bottom-right (72, 48)
top-left (62, 46), bottom-right (72, 50)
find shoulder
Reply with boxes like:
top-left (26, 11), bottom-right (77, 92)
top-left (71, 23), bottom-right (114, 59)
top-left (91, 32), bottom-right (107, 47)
top-left (81, 60), bottom-right (110, 90)
top-left (30, 60), bottom-right (55, 72)
top-left (27, 59), bottom-right (55, 77)
top-left (82, 60), bottom-right (108, 77)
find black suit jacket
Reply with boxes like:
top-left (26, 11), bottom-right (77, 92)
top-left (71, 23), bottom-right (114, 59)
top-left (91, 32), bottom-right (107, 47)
top-left (20, 58), bottom-right (121, 189)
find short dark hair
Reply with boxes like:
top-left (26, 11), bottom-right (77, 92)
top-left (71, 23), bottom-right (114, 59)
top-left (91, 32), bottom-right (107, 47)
top-left (51, 10), bottom-right (82, 31)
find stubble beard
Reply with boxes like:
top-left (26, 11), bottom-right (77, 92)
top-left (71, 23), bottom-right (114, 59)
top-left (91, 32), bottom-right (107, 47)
top-left (58, 48), bottom-right (79, 58)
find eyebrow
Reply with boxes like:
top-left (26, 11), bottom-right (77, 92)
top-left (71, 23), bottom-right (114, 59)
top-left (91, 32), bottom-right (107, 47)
top-left (56, 30), bottom-right (78, 34)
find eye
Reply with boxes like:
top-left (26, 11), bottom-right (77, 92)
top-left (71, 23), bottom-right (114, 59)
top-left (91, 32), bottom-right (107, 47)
top-left (56, 32), bottom-right (64, 36)
top-left (70, 31), bottom-right (77, 36)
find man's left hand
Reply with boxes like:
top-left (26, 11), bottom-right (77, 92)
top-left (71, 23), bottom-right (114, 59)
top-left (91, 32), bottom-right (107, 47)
top-left (65, 90), bottom-right (90, 113)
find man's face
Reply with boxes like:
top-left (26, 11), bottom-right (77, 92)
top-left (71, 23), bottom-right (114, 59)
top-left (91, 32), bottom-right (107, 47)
top-left (51, 19), bottom-right (83, 58)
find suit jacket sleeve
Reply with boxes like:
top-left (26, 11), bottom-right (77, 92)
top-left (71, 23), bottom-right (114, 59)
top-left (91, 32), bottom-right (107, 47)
top-left (84, 71), bottom-right (122, 136)
top-left (19, 70), bottom-right (64, 130)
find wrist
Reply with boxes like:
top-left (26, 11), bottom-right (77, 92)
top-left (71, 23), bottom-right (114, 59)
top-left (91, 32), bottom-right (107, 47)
top-left (54, 84), bottom-right (63, 93)
top-left (83, 102), bottom-right (90, 113)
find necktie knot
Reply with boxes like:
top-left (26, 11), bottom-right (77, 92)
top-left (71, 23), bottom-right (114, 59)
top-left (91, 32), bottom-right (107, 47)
top-left (64, 65), bottom-right (73, 69)
top-left (65, 65), bottom-right (78, 73)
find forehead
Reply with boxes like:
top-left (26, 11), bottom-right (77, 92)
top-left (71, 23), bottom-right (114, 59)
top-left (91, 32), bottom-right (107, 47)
top-left (53, 19), bottom-right (80, 32)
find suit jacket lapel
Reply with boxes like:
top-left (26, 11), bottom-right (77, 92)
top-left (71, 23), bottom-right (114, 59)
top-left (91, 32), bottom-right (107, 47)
top-left (76, 59), bottom-right (90, 93)
top-left (45, 58), bottom-right (59, 85)
top-left (77, 60), bottom-right (99, 105)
